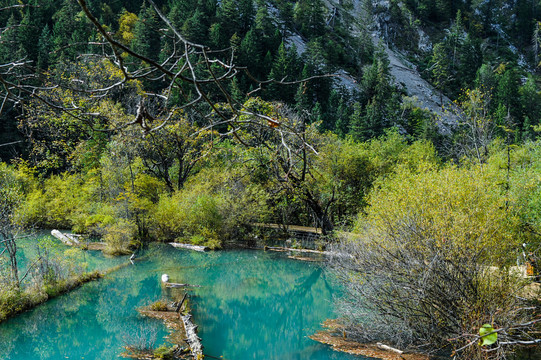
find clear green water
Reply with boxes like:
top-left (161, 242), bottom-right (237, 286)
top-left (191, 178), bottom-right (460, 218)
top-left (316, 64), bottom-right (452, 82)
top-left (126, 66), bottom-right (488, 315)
top-left (0, 242), bottom-right (365, 360)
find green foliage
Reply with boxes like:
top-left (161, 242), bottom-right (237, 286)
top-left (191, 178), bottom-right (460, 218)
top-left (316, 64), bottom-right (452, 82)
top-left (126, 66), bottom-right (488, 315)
top-left (151, 165), bottom-right (270, 248)
top-left (148, 300), bottom-right (169, 312)
top-left (293, 0), bottom-right (326, 38)
top-left (18, 173), bottom-right (87, 229)
top-left (153, 345), bottom-right (174, 359)
top-left (132, 3), bottom-right (161, 62)
top-left (116, 10), bottom-right (138, 46)
top-left (103, 219), bottom-right (137, 255)
top-left (479, 324), bottom-right (498, 346)
top-left (360, 163), bottom-right (519, 263)
top-left (0, 288), bottom-right (46, 323)
top-left (333, 144), bottom-right (539, 358)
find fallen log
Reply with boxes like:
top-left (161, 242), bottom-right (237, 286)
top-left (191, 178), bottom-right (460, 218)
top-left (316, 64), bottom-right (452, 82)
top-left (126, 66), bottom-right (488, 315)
top-left (64, 233), bottom-right (81, 245)
top-left (85, 242), bottom-right (106, 251)
top-left (377, 343), bottom-right (404, 355)
top-left (165, 282), bottom-right (202, 288)
top-left (175, 293), bottom-right (188, 313)
top-left (181, 313), bottom-right (203, 358)
top-left (288, 255), bottom-right (323, 262)
top-left (169, 242), bottom-right (209, 252)
top-left (51, 229), bottom-right (77, 245)
top-left (265, 246), bottom-right (331, 255)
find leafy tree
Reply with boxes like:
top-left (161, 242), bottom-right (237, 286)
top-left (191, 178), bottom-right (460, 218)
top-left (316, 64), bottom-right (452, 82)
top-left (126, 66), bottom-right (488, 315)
top-left (452, 88), bottom-right (495, 163)
top-left (121, 116), bottom-right (217, 192)
top-left (332, 162), bottom-right (532, 360)
top-left (116, 10), bottom-right (138, 46)
top-left (0, 164), bottom-right (24, 287)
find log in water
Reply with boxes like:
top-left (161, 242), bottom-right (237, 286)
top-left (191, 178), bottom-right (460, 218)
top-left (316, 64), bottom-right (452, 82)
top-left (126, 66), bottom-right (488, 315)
top-left (51, 229), bottom-right (81, 245)
top-left (169, 242), bottom-right (209, 252)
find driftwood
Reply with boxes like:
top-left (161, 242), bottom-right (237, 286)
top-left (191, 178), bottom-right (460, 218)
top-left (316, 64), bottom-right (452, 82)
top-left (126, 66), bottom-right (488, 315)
top-left (165, 282), bottom-right (202, 289)
top-left (377, 343), bottom-right (404, 355)
top-left (175, 293), bottom-right (188, 313)
top-left (288, 255), bottom-right (323, 262)
top-left (51, 229), bottom-right (81, 245)
top-left (265, 246), bottom-right (331, 255)
top-left (169, 242), bottom-right (209, 252)
top-left (310, 319), bottom-right (429, 360)
top-left (181, 313), bottom-right (203, 358)
top-left (86, 242), bottom-right (106, 251)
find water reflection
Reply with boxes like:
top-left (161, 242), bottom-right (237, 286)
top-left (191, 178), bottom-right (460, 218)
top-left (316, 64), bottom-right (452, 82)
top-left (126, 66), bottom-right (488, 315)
top-left (0, 244), bottom-right (365, 360)
top-left (0, 265), bottom-right (168, 360)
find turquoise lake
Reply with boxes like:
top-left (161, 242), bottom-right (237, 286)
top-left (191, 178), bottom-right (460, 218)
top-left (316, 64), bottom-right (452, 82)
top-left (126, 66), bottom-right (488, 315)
top-left (0, 239), bottom-right (366, 360)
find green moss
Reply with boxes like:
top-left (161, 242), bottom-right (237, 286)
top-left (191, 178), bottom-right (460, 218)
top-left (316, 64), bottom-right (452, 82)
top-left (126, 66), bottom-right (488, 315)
top-left (148, 300), bottom-right (169, 312)
top-left (153, 345), bottom-right (174, 359)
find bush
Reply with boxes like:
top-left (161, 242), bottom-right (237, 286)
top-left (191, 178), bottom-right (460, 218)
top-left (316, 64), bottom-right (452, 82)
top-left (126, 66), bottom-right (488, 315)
top-left (0, 288), bottom-right (46, 322)
top-left (331, 164), bottom-right (538, 359)
top-left (150, 166), bottom-right (270, 248)
top-left (148, 300), bottom-right (169, 312)
top-left (103, 220), bottom-right (137, 255)
top-left (153, 345), bottom-right (174, 359)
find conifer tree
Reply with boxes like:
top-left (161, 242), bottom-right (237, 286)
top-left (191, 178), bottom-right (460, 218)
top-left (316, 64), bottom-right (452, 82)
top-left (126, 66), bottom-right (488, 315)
top-left (239, 28), bottom-right (262, 75)
top-left (267, 42), bottom-right (299, 101)
top-left (218, 0), bottom-right (241, 39)
top-left (133, 2), bottom-right (162, 62)
top-left (37, 25), bottom-right (52, 71)
top-left (431, 42), bottom-right (450, 105)
top-left (293, 0), bottom-right (326, 38)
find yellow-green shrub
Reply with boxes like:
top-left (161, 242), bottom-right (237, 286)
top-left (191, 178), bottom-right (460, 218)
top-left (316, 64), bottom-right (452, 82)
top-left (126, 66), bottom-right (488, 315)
top-left (358, 164), bottom-right (519, 264)
top-left (150, 166), bottom-right (270, 248)
top-left (103, 219), bottom-right (137, 255)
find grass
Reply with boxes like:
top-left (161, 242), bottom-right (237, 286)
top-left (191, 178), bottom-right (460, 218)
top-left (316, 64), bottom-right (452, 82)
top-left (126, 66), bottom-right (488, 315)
top-left (0, 270), bottom-right (102, 323)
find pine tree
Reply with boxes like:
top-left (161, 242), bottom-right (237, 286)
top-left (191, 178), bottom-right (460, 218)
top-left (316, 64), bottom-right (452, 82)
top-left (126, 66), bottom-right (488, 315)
top-left (496, 69), bottom-right (520, 126)
top-left (209, 23), bottom-right (228, 49)
top-left (181, 9), bottom-right (208, 44)
top-left (431, 42), bottom-right (451, 105)
top-left (519, 76), bottom-right (541, 134)
top-left (238, 0), bottom-right (255, 35)
top-left (267, 42), bottom-right (299, 101)
top-left (218, 0), bottom-right (241, 39)
top-left (37, 25), bottom-right (52, 70)
top-left (294, 0), bottom-right (326, 38)
top-left (133, 3), bottom-right (162, 62)
top-left (0, 15), bottom-right (20, 63)
top-left (458, 35), bottom-right (482, 89)
top-left (255, 2), bottom-right (274, 38)
top-left (240, 29), bottom-right (262, 75)
top-left (52, 0), bottom-right (88, 61)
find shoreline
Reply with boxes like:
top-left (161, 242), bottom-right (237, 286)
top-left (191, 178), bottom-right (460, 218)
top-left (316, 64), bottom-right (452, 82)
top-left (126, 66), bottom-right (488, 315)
top-left (309, 319), bottom-right (430, 360)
